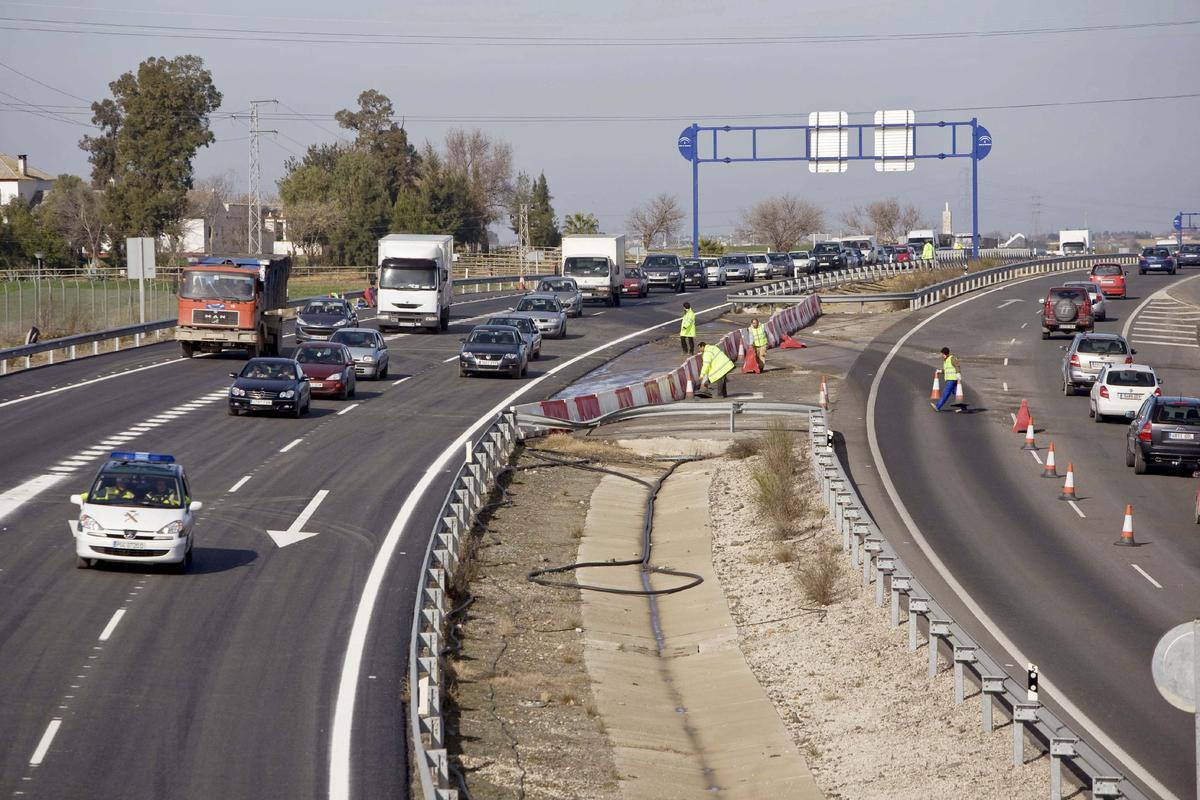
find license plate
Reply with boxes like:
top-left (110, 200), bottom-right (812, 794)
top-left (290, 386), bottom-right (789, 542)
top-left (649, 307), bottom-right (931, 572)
top-left (310, 382), bottom-right (324, 388)
top-left (250, 398), bottom-right (272, 406)
top-left (110, 539), bottom-right (145, 550)
top-left (1168, 432), bottom-right (1195, 440)
top-left (1060, 324), bottom-right (1075, 330)
top-left (1119, 393), bottom-right (1140, 400)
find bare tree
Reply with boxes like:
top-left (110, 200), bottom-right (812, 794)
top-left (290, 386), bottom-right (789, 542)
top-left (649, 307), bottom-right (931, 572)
top-left (285, 200), bottom-right (345, 264)
top-left (840, 198), bottom-right (925, 242)
top-left (443, 128), bottom-right (514, 226)
top-left (739, 195), bottom-right (825, 251)
top-left (626, 193), bottom-right (685, 249)
top-left (895, 203), bottom-right (925, 238)
top-left (38, 174), bottom-right (109, 270)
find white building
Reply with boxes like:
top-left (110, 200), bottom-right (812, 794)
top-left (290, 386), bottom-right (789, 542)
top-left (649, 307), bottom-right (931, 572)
top-left (0, 153), bottom-right (55, 206)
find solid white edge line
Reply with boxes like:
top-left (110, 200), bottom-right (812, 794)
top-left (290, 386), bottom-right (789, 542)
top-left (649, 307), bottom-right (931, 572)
top-left (0, 359), bottom-right (186, 410)
top-left (280, 438), bottom-right (303, 453)
top-left (866, 270), bottom-right (1179, 800)
top-left (228, 475), bottom-right (252, 493)
top-left (391, 376), bottom-right (411, 387)
top-left (337, 403), bottom-right (360, 416)
top-left (441, 355), bottom-right (459, 363)
top-left (98, 608), bottom-right (126, 642)
top-left (1068, 500), bottom-right (1086, 519)
top-left (327, 299), bottom-right (733, 800)
top-left (29, 718), bottom-right (62, 766)
top-left (1130, 564), bottom-right (1163, 589)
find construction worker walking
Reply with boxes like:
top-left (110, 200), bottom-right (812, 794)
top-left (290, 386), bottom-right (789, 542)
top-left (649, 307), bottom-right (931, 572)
top-left (679, 302), bottom-right (696, 355)
top-left (931, 346), bottom-right (962, 412)
top-left (697, 341), bottom-right (735, 398)
top-left (921, 240), bottom-right (935, 265)
top-left (749, 318), bottom-right (768, 370)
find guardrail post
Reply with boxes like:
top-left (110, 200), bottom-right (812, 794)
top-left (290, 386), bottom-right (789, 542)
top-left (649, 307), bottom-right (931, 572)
top-left (70, 344), bottom-right (76, 360)
top-left (1012, 702), bottom-right (1039, 765)
top-left (93, 341), bottom-right (99, 355)
top-left (907, 596), bottom-right (929, 650)
top-left (952, 644), bottom-right (977, 702)
top-left (861, 537), bottom-right (882, 586)
top-left (874, 554), bottom-right (895, 607)
top-left (1090, 776), bottom-right (1122, 797)
top-left (1049, 737), bottom-right (1078, 800)
top-left (928, 618), bottom-right (951, 676)
top-left (891, 574), bottom-right (912, 628)
top-left (980, 675), bottom-right (1006, 732)
top-left (24, 355), bottom-right (30, 370)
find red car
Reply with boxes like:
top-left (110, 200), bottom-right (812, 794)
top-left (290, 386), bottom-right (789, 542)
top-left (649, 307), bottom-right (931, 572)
top-left (1088, 262), bottom-right (1127, 298)
top-left (893, 245), bottom-right (915, 263)
top-left (621, 267), bottom-right (649, 298)
top-left (294, 342), bottom-right (357, 400)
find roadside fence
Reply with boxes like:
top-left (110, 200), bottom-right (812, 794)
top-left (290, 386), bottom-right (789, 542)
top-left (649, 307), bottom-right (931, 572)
top-left (0, 276), bottom-right (179, 345)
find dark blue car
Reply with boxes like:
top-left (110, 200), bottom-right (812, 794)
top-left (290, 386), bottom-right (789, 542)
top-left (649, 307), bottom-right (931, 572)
top-left (1138, 247), bottom-right (1176, 275)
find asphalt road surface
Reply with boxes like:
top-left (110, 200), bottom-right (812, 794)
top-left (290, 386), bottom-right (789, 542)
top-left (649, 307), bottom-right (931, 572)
top-left (840, 267), bottom-right (1200, 800)
top-left (0, 281), bottom-right (736, 800)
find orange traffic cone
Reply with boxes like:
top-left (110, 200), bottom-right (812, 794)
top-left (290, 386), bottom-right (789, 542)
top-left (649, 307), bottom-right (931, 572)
top-left (780, 334), bottom-right (807, 349)
top-left (1042, 443), bottom-right (1058, 477)
top-left (1021, 422), bottom-right (1037, 451)
top-left (930, 372), bottom-right (941, 401)
top-left (1013, 399), bottom-right (1033, 433)
top-left (685, 378), bottom-right (694, 398)
top-left (742, 344), bottom-right (761, 374)
top-left (1058, 463), bottom-right (1077, 500)
top-left (955, 378), bottom-right (965, 404)
top-left (1114, 504), bottom-right (1137, 546)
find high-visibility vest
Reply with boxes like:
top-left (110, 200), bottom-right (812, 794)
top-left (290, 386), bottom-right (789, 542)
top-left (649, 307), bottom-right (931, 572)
top-left (922, 242), bottom-right (935, 260)
top-left (943, 355), bottom-right (960, 381)
top-left (750, 325), bottom-right (767, 348)
top-left (680, 309), bottom-right (696, 338)
top-left (701, 346), bottom-right (735, 382)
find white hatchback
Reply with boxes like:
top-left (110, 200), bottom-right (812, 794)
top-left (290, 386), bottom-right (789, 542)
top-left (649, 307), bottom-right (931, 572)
top-left (1089, 364), bottom-right (1161, 422)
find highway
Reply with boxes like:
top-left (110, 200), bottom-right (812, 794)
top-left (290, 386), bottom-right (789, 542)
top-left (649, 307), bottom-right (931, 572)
top-left (840, 268), bottom-right (1200, 799)
top-left (0, 282), bottom-right (734, 800)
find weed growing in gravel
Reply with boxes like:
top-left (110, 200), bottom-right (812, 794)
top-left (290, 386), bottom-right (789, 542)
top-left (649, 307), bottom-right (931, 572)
top-left (797, 543), bottom-right (842, 606)
top-left (772, 545), bottom-right (795, 564)
top-left (726, 438), bottom-right (760, 459)
top-left (751, 421), bottom-right (800, 538)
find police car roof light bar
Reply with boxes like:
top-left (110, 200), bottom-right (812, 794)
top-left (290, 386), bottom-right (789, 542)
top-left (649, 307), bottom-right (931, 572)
top-left (109, 451), bottom-right (175, 463)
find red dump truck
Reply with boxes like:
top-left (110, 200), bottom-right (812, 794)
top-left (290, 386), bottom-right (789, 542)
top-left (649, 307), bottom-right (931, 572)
top-left (175, 255), bottom-right (291, 358)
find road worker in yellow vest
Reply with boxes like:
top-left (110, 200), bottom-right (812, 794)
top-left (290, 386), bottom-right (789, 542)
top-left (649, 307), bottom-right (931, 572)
top-left (921, 241), bottom-right (935, 263)
top-left (749, 318), bottom-right (768, 369)
top-left (697, 341), bottom-right (735, 398)
top-left (679, 302), bottom-right (696, 355)
top-left (932, 346), bottom-right (962, 412)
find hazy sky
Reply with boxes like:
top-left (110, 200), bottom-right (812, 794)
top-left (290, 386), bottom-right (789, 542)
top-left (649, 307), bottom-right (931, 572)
top-left (2, 0), bottom-right (1198, 241)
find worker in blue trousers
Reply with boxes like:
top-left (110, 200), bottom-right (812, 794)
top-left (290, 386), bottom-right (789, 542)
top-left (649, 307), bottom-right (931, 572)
top-left (931, 346), bottom-right (963, 412)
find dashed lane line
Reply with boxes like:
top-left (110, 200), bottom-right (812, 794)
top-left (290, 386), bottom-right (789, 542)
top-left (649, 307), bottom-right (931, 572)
top-left (391, 376), bottom-right (411, 387)
top-left (0, 358), bottom-right (186, 410)
top-left (228, 475), bottom-right (252, 493)
top-left (97, 609), bottom-right (126, 642)
top-left (1131, 564), bottom-right (1163, 589)
top-left (279, 438), bottom-right (303, 453)
top-left (337, 403), bottom-right (360, 416)
top-left (1068, 500), bottom-right (1086, 519)
top-left (29, 719), bottom-right (62, 766)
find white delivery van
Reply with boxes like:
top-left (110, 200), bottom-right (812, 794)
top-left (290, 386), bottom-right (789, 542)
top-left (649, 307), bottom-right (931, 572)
top-left (377, 234), bottom-right (453, 333)
top-left (1058, 229), bottom-right (1091, 256)
top-left (561, 234), bottom-right (625, 307)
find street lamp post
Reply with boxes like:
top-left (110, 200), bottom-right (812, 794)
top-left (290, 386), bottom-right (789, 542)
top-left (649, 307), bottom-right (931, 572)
top-left (33, 251), bottom-right (44, 329)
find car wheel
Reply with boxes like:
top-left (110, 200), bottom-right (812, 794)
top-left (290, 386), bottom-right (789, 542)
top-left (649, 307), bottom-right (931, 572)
top-left (1125, 443), bottom-right (1135, 467)
top-left (379, 363), bottom-right (388, 380)
top-left (349, 380), bottom-right (356, 399)
top-left (339, 384), bottom-right (349, 401)
top-left (1063, 380), bottom-right (1073, 396)
top-left (292, 402), bottom-right (303, 418)
top-left (1140, 270), bottom-right (1146, 275)
top-left (1041, 328), bottom-right (1050, 340)
top-left (1093, 408), bottom-right (1104, 423)
top-left (228, 405), bottom-right (239, 416)
top-left (459, 368), bottom-right (468, 378)
top-left (1133, 448), bottom-right (1148, 474)
top-left (75, 556), bottom-right (92, 569)
top-left (184, 544), bottom-right (193, 566)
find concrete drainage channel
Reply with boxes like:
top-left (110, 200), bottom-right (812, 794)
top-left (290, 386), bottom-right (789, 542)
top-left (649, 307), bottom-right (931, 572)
top-left (807, 409), bottom-right (1147, 800)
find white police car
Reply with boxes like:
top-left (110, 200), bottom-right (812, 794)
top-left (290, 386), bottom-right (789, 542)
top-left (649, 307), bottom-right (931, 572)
top-left (69, 452), bottom-right (201, 571)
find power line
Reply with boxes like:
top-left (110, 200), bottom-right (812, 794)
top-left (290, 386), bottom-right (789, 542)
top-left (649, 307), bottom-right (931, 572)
top-left (0, 57), bottom-right (89, 102)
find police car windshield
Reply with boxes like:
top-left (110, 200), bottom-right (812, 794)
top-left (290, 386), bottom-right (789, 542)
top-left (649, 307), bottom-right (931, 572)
top-left (88, 469), bottom-right (183, 508)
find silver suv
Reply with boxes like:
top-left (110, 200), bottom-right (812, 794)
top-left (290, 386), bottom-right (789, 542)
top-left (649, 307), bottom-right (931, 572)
top-left (1062, 332), bottom-right (1134, 395)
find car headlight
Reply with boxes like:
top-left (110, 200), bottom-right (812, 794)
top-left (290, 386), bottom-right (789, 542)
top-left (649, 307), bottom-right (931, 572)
top-left (79, 514), bottom-right (102, 533)
top-left (280, 389), bottom-right (296, 398)
top-left (156, 520), bottom-right (184, 540)
top-left (361, 355), bottom-right (375, 363)
top-left (461, 352), bottom-right (477, 361)
top-left (502, 353), bottom-right (518, 361)
top-left (334, 319), bottom-right (349, 327)
top-left (230, 386), bottom-right (246, 397)
top-left (670, 271), bottom-right (679, 277)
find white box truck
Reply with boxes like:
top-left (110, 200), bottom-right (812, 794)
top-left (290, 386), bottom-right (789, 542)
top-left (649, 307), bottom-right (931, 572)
top-left (376, 234), bottom-right (453, 333)
top-left (1057, 229), bottom-right (1091, 256)
top-left (561, 234), bottom-right (625, 307)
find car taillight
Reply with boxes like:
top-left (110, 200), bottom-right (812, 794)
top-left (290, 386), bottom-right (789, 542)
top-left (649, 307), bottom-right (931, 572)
top-left (1154, 387), bottom-right (1162, 396)
top-left (1099, 385), bottom-right (1109, 398)
top-left (1070, 354), bottom-right (1081, 366)
top-left (1124, 356), bottom-right (1134, 364)
top-left (1138, 422), bottom-right (1153, 442)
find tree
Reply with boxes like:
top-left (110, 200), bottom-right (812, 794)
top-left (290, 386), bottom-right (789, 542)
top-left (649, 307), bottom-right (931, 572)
top-left (698, 236), bottom-right (725, 255)
top-left (839, 198), bottom-right (924, 241)
top-left (335, 89), bottom-right (420, 202)
top-left (739, 195), bottom-right (824, 251)
top-left (627, 194), bottom-right (684, 249)
top-left (327, 149), bottom-right (392, 265)
top-left (38, 174), bottom-right (108, 269)
top-left (80, 55), bottom-right (222, 244)
top-left (0, 198), bottom-right (70, 270)
top-left (391, 149), bottom-right (488, 247)
top-left (562, 212), bottom-right (599, 235)
top-left (443, 128), bottom-right (514, 235)
top-left (286, 199), bottom-right (344, 264)
top-left (528, 173), bottom-right (559, 247)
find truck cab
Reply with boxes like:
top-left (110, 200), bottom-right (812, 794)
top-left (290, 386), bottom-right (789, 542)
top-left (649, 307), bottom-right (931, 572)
top-left (560, 234), bottom-right (625, 307)
top-left (176, 255), bottom-right (291, 359)
top-left (377, 234), bottom-right (453, 333)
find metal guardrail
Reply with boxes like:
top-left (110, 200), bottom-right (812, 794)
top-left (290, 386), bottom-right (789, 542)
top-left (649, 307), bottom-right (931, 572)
top-left (731, 254), bottom-right (1139, 311)
top-left (0, 274), bottom-right (548, 375)
top-left (807, 410), bottom-right (1147, 800)
top-left (515, 399), bottom-right (819, 432)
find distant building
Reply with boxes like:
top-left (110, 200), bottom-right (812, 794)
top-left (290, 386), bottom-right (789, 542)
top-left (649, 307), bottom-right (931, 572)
top-left (0, 153), bottom-right (56, 206)
top-left (941, 202), bottom-right (953, 236)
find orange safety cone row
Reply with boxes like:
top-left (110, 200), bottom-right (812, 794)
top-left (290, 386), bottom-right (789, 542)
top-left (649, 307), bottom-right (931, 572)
top-left (742, 344), bottom-right (762, 374)
top-left (1114, 504), bottom-right (1137, 546)
top-left (1021, 422), bottom-right (1038, 451)
top-left (780, 334), bottom-right (807, 349)
top-left (930, 372), bottom-right (941, 401)
top-left (1013, 399), bottom-right (1033, 433)
top-left (1058, 463), bottom-right (1076, 500)
top-left (1041, 442), bottom-right (1058, 477)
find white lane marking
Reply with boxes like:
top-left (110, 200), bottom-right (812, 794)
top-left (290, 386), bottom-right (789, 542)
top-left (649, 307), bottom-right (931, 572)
top-left (48, 466), bottom-right (77, 473)
top-left (1003, 357), bottom-right (1009, 366)
top-left (593, 311), bottom-right (607, 316)
top-left (1130, 339), bottom-right (1200, 349)
top-left (337, 403), bottom-right (360, 416)
top-left (1009, 412), bottom-right (1017, 425)
top-left (328, 298), bottom-right (734, 800)
top-left (441, 355), bottom-right (459, 363)
top-left (1030, 451), bottom-right (1043, 465)
top-left (0, 359), bottom-right (185, 410)
top-left (57, 460), bottom-right (91, 468)
top-left (0, 474), bottom-right (67, 524)
top-left (228, 475), bottom-right (252, 493)
top-left (1132, 323), bottom-right (1196, 332)
top-left (1020, 322), bottom-right (1028, 329)
top-left (1009, 337), bottom-right (1016, 344)
top-left (867, 271), bottom-right (1178, 800)
top-left (997, 298), bottom-right (1023, 308)
top-left (1131, 564), bottom-right (1163, 589)
top-left (98, 609), bottom-right (126, 641)
top-left (29, 719), bottom-right (62, 766)
top-left (1068, 500), bottom-right (1086, 519)
top-left (1123, 273), bottom-right (1200, 339)
top-left (280, 438), bottom-right (303, 453)
top-left (1002, 381), bottom-right (1009, 392)
top-left (391, 376), bottom-right (411, 387)
top-left (267, 489), bottom-right (329, 547)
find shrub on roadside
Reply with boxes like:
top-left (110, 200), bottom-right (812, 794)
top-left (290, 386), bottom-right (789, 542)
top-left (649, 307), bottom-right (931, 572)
top-left (797, 543), bottom-right (841, 606)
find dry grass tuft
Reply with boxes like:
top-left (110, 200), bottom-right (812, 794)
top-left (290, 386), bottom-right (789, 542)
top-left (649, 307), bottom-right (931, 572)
top-left (533, 435), bottom-right (643, 464)
top-left (796, 543), bottom-right (842, 606)
top-left (772, 545), bottom-right (795, 564)
top-left (726, 438), bottom-right (760, 459)
top-left (751, 421), bottom-right (800, 538)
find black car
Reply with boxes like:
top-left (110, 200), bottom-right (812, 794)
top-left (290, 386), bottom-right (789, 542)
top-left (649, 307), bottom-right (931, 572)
top-left (295, 298), bottom-right (359, 343)
top-left (1126, 395), bottom-right (1200, 473)
top-left (767, 252), bottom-right (793, 278)
top-left (1177, 243), bottom-right (1200, 268)
top-left (680, 258), bottom-right (708, 288)
top-left (812, 242), bottom-right (846, 271)
top-left (228, 357), bottom-right (311, 417)
top-left (459, 325), bottom-right (529, 378)
top-left (640, 254), bottom-right (684, 292)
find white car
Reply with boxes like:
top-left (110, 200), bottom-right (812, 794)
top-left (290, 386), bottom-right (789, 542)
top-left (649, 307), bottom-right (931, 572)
top-left (789, 250), bottom-right (815, 274)
top-left (1089, 364), bottom-right (1161, 423)
top-left (70, 452), bottom-right (200, 571)
top-left (1062, 281), bottom-right (1107, 321)
top-left (702, 258), bottom-right (727, 286)
top-left (748, 253), bottom-right (771, 279)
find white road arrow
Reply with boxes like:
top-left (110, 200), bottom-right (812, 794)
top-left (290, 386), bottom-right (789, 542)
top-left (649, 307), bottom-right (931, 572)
top-left (996, 298), bottom-right (1024, 309)
top-left (267, 489), bottom-right (329, 547)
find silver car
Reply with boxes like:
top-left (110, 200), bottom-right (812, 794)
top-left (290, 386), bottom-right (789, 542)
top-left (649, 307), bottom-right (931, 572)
top-left (535, 277), bottom-right (583, 318)
top-left (703, 257), bottom-right (727, 286)
top-left (749, 253), bottom-right (771, 279)
top-left (512, 294), bottom-right (568, 339)
top-left (486, 315), bottom-right (543, 359)
top-left (1062, 281), bottom-right (1107, 321)
top-left (789, 250), bottom-right (816, 275)
top-left (1062, 332), bottom-right (1134, 395)
top-left (329, 328), bottom-right (389, 379)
